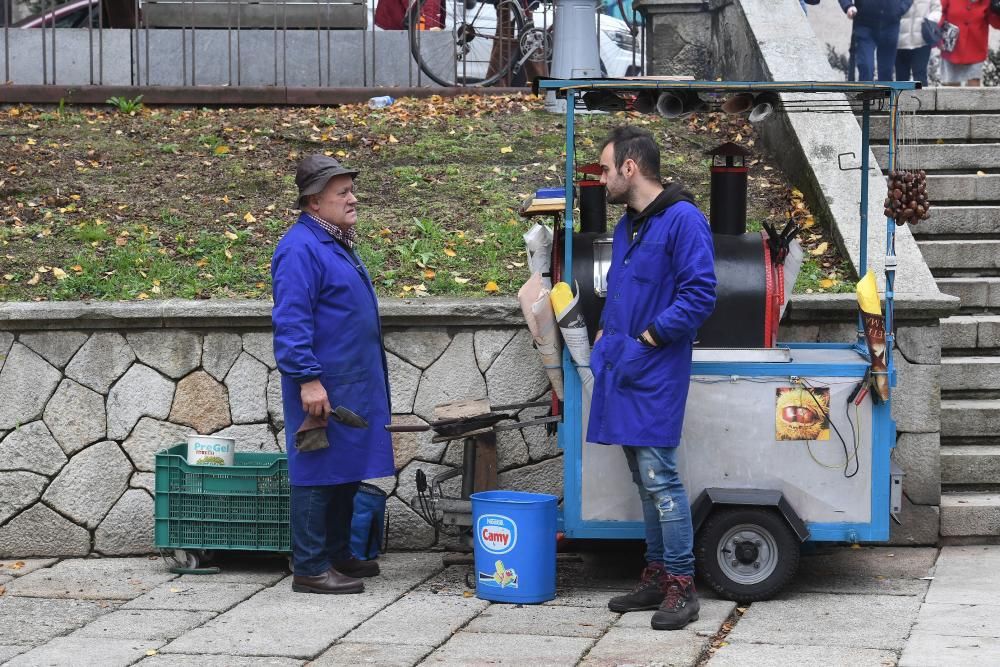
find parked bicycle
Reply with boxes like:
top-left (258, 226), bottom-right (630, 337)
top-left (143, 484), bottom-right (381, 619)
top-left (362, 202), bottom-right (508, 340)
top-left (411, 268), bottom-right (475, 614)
top-left (406, 0), bottom-right (642, 87)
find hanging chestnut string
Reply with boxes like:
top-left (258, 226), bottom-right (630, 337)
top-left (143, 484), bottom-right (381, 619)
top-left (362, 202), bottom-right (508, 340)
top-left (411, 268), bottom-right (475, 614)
top-left (883, 105), bottom-right (930, 226)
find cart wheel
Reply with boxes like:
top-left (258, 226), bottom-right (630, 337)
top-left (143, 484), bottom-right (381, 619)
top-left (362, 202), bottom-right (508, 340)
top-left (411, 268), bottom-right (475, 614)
top-left (172, 549), bottom-right (200, 570)
top-left (695, 507), bottom-right (799, 604)
top-left (197, 550), bottom-right (215, 564)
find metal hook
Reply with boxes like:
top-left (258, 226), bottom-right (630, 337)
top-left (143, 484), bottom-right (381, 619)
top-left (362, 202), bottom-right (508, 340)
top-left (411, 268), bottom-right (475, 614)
top-left (838, 152), bottom-right (879, 173)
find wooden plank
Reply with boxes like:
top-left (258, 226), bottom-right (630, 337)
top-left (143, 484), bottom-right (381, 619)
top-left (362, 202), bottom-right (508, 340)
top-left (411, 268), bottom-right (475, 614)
top-left (433, 398), bottom-right (491, 422)
top-left (473, 431), bottom-right (498, 493)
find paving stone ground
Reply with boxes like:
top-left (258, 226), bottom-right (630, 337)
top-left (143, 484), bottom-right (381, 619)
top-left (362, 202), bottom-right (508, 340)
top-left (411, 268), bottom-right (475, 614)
top-left (0, 547), bottom-right (996, 666)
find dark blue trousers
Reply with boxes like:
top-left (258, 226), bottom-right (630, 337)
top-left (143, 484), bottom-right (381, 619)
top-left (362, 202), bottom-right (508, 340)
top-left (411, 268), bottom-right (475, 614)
top-left (852, 22), bottom-right (901, 81)
top-left (290, 482), bottom-right (360, 576)
top-left (896, 45), bottom-right (931, 86)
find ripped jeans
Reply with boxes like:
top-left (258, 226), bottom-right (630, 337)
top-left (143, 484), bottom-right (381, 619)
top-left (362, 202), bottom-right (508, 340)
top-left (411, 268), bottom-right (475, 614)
top-left (623, 445), bottom-right (695, 576)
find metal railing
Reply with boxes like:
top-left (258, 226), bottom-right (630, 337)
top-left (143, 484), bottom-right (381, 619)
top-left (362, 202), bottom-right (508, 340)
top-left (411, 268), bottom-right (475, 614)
top-left (1, 0), bottom-right (643, 92)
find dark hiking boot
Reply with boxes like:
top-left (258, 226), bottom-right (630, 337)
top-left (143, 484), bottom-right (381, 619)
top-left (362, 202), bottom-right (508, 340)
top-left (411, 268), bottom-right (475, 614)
top-left (291, 568), bottom-right (364, 594)
top-left (608, 562), bottom-right (668, 613)
top-left (650, 574), bottom-right (700, 630)
top-left (333, 557), bottom-right (380, 578)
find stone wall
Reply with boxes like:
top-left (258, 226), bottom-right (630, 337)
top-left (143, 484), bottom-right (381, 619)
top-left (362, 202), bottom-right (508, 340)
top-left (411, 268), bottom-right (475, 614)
top-left (0, 299), bottom-right (562, 557)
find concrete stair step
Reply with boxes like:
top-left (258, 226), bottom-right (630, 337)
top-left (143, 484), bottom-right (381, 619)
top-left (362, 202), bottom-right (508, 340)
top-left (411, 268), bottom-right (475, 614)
top-left (937, 277), bottom-right (1000, 309)
top-left (941, 445), bottom-right (1000, 485)
top-left (872, 144), bottom-right (1000, 172)
top-left (942, 357), bottom-right (1000, 392)
top-left (926, 174), bottom-right (1000, 203)
top-left (942, 315), bottom-right (1000, 350)
top-left (911, 206), bottom-right (1000, 236)
top-left (869, 114), bottom-right (1000, 142)
top-left (893, 87), bottom-right (1000, 112)
top-left (942, 399), bottom-right (1000, 438)
top-left (918, 239), bottom-right (1000, 271)
top-left (940, 491), bottom-right (1000, 538)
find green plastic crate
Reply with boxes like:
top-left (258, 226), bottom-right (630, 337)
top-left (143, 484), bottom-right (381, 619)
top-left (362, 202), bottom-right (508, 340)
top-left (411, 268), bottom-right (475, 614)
top-left (154, 443), bottom-right (291, 553)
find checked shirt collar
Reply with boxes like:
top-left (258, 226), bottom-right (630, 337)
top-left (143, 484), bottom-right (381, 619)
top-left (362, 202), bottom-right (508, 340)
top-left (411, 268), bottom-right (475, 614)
top-left (303, 212), bottom-right (357, 250)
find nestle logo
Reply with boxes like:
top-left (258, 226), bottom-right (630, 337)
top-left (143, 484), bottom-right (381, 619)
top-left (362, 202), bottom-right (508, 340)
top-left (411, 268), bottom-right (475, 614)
top-left (477, 514), bottom-right (517, 555)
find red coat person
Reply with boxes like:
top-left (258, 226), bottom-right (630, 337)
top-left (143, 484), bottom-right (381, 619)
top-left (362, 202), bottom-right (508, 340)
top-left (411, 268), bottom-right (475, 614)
top-left (941, 0), bottom-right (1000, 65)
top-left (375, 0), bottom-right (445, 30)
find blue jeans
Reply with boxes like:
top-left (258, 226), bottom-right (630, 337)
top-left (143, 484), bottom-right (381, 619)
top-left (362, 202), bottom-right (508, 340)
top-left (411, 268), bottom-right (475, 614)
top-left (852, 22), bottom-right (901, 81)
top-left (290, 482), bottom-right (359, 576)
top-left (623, 446), bottom-right (695, 577)
top-left (896, 45), bottom-right (931, 86)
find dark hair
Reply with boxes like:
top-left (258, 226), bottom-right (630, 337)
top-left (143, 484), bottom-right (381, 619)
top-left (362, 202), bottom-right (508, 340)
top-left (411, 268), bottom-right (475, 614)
top-left (600, 126), bottom-right (661, 181)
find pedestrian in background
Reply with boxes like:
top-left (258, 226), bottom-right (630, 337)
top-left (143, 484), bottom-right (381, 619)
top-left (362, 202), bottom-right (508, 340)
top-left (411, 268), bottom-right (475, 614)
top-left (939, 0), bottom-right (1000, 86)
top-left (897, 0), bottom-right (942, 85)
top-left (272, 154), bottom-right (395, 595)
top-left (840, 0), bottom-right (915, 80)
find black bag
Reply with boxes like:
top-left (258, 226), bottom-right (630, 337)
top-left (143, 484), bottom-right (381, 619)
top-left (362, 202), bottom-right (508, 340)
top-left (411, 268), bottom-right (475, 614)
top-left (921, 18), bottom-right (942, 47)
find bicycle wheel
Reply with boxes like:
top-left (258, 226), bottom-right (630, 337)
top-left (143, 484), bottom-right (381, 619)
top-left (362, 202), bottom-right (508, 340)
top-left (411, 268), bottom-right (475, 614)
top-left (408, 0), bottom-right (525, 87)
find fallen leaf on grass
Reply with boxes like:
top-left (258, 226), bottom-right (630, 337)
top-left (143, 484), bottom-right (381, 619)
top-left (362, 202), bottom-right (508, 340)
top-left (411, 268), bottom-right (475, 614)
top-left (453, 276), bottom-right (470, 284)
top-left (423, 269), bottom-right (436, 280)
top-left (214, 146), bottom-right (230, 155)
top-left (52, 267), bottom-right (68, 280)
top-left (244, 212), bottom-right (256, 223)
top-left (484, 281), bottom-right (499, 293)
top-left (26, 273), bottom-right (40, 285)
top-left (443, 248), bottom-right (457, 257)
top-left (818, 278), bottom-right (836, 289)
top-left (810, 242), bottom-right (828, 256)
top-left (224, 230), bottom-right (239, 241)
top-left (388, 135), bottom-right (399, 144)
top-left (500, 146), bottom-right (513, 154)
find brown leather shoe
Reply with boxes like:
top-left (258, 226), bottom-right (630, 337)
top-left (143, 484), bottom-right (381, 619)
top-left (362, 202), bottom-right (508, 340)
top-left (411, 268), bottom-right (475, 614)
top-left (333, 557), bottom-right (380, 578)
top-left (291, 568), bottom-right (364, 594)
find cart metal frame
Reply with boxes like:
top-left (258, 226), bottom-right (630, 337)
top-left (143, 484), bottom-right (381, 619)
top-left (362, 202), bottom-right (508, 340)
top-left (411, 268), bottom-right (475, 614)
top-left (535, 79), bottom-right (920, 545)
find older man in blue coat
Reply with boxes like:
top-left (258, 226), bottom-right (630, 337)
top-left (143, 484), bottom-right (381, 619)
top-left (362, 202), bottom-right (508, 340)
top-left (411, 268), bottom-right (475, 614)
top-left (271, 154), bottom-right (395, 594)
top-left (589, 127), bottom-right (716, 630)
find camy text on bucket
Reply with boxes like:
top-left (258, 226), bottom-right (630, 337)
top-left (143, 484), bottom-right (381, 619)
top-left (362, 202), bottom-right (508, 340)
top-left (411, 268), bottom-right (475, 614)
top-left (478, 515), bottom-right (518, 554)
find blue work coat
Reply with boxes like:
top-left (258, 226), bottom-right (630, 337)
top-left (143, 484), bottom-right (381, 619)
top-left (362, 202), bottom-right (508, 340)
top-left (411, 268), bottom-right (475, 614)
top-left (588, 201), bottom-right (717, 447)
top-left (271, 214), bottom-right (394, 486)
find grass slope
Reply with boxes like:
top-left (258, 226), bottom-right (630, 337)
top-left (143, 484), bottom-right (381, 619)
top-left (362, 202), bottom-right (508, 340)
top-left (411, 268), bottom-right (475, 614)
top-left (0, 95), bottom-right (852, 301)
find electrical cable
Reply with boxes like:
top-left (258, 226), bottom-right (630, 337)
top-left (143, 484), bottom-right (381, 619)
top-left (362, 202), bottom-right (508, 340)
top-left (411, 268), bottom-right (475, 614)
top-left (800, 378), bottom-right (860, 478)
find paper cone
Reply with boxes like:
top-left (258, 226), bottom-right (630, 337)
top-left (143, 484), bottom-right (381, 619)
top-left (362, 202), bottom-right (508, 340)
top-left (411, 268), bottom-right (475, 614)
top-left (518, 272), bottom-right (564, 400)
top-left (550, 281), bottom-right (593, 394)
top-left (856, 271), bottom-right (889, 401)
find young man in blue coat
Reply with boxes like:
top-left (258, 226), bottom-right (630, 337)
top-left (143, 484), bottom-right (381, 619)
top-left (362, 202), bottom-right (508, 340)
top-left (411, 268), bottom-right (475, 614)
top-left (271, 154), bottom-right (395, 594)
top-left (589, 127), bottom-right (717, 630)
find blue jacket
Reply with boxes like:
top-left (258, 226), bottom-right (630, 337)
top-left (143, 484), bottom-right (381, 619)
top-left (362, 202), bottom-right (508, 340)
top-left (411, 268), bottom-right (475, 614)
top-left (839, 0), bottom-right (913, 25)
top-left (271, 215), bottom-right (394, 485)
top-left (588, 198), bottom-right (716, 447)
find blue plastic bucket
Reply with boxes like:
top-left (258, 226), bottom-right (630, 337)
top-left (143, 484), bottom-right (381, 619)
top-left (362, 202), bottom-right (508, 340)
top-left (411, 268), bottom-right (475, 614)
top-left (470, 490), bottom-right (558, 604)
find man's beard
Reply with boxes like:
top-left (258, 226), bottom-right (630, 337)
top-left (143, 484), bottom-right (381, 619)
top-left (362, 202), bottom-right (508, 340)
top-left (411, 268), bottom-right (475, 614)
top-left (606, 188), bottom-right (628, 205)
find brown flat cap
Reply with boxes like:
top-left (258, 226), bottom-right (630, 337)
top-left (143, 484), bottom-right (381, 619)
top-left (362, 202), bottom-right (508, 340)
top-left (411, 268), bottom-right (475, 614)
top-left (295, 154), bottom-right (359, 209)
